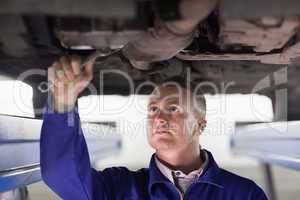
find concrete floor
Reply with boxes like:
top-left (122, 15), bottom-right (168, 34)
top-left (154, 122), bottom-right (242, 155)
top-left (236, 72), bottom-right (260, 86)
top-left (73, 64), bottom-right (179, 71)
top-left (27, 165), bottom-right (300, 200)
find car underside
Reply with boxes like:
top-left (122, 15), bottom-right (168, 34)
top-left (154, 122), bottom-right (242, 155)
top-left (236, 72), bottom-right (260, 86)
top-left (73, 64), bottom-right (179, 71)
top-left (0, 0), bottom-right (299, 121)
top-left (0, 0), bottom-right (299, 120)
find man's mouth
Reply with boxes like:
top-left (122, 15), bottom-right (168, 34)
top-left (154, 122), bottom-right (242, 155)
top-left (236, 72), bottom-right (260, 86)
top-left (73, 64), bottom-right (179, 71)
top-left (154, 129), bottom-right (172, 135)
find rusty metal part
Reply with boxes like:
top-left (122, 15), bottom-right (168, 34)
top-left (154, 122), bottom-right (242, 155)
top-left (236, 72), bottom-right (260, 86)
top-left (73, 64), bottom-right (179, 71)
top-left (122, 0), bottom-right (219, 69)
top-left (177, 17), bottom-right (300, 65)
top-left (56, 30), bottom-right (142, 50)
top-left (176, 51), bottom-right (299, 65)
top-left (219, 17), bottom-right (300, 52)
top-left (122, 19), bottom-right (196, 69)
top-left (54, 13), bottom-right (152, 50)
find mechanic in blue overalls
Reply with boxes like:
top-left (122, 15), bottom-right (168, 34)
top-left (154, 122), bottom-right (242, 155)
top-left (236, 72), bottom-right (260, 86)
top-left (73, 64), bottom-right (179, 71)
top-left (40, 54), bottom-right (268, 200)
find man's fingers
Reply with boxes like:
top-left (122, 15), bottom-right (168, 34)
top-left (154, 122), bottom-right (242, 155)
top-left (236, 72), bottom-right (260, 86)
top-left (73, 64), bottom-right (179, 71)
top-left (74, 61), bottom-right (94, 87)
top-left (60, 56), bottom-right (75, 81)
top-left (70, 55), bottom-right (81, 76)
top-left (53, 61), bottom-right (68, 82)
top-left (83, 61), bottom-right (95, 78)
top-left (48, 55), bottom-right (94, 100)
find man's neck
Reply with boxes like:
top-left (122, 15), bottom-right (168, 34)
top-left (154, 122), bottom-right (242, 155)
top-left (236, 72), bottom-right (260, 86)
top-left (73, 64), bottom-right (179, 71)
top-left (156, 143), bottom-right (202, 174)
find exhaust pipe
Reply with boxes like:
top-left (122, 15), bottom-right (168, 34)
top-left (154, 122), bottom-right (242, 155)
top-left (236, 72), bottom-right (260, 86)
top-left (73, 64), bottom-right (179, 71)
top-left (122, 0), bottom-right (219, 70)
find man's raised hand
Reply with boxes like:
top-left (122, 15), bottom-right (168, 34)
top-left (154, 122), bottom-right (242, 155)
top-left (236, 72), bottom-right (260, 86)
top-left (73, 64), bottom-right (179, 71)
top-left (48, 55), bottom-right (94, 113)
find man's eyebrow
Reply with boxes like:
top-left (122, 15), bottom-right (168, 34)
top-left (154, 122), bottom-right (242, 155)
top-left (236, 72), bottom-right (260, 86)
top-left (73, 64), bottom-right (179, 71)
top-left (148, 101), bottom-right (158, 106)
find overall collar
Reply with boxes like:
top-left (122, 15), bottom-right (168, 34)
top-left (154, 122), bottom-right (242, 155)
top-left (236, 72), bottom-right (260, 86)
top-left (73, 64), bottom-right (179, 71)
top-left (148, 149), bottom-right (224, 195)
top-left (154, 149), bottom-right (209, 184)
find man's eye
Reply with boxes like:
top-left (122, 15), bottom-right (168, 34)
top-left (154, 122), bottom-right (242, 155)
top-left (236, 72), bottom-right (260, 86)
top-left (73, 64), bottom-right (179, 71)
top-left (168, 106), bottom-right (180, 114)
top-left (149, 106), bottom-right (158, 114)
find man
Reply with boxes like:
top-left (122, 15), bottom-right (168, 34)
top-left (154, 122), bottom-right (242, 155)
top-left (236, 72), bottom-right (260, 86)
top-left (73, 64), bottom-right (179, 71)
top-left (40, 56), bottom-right (268, 200)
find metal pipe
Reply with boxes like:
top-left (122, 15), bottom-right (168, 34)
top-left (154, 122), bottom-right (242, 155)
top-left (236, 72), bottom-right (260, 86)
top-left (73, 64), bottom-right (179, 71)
top-left (262, 164), bottom-right (277, 200)
top-left (122, 0), bottom-right (219, 70)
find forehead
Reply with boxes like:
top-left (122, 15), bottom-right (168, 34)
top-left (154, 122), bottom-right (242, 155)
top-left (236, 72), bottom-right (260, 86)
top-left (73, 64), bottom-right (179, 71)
top-left (149, 85), bottom-right (191, 104)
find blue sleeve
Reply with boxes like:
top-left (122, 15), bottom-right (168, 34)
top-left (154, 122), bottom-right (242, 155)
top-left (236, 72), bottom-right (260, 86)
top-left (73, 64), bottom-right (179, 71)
top-left (249, 183), bottom-right (269, 200)
top-left (40, 98), bottom-right (131, 200)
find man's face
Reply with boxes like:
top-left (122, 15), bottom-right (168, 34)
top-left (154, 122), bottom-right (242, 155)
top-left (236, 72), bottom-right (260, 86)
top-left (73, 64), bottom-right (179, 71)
top-left (147, 85), bottom-right (203, 151)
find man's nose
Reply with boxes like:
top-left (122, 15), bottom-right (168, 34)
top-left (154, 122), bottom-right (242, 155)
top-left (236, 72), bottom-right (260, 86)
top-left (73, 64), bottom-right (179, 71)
top-left (155, 117), bottom-right (167, 125)
top-left (154, 112), bottom-right (169, 125)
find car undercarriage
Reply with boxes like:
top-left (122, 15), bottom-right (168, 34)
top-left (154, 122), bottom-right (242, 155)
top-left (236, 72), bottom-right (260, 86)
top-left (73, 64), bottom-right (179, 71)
top-left (0, 0), bottom-right (299, 120)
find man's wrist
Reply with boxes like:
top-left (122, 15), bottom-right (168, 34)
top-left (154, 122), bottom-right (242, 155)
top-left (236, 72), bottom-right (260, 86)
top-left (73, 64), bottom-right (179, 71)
top-left (54, 101), bottom-right (76, 113)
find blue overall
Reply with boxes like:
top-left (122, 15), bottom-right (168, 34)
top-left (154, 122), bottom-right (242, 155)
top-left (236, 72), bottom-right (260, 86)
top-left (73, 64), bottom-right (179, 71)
top-left (40, 105), bottom-right (268, 200)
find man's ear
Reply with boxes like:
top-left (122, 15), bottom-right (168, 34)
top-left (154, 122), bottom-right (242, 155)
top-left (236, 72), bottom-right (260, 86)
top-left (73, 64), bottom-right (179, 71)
top-left (196, 118), bottom-right (207, 135)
